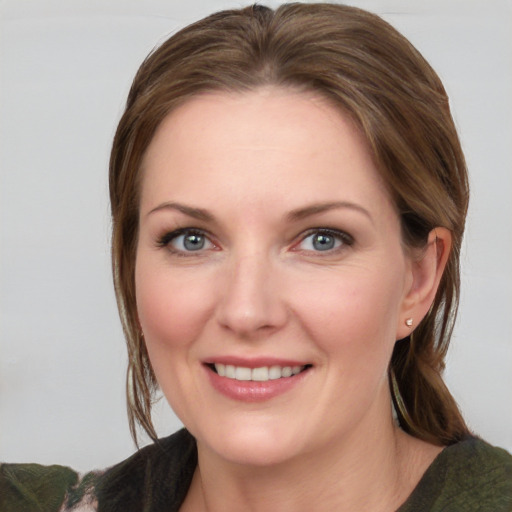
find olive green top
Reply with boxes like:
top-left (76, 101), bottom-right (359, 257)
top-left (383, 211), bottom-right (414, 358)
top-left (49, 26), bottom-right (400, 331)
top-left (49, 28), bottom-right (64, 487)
top-left (1, 430), bottom-right (511, 511)
top-left (396, 435), bottom-right (512, 511)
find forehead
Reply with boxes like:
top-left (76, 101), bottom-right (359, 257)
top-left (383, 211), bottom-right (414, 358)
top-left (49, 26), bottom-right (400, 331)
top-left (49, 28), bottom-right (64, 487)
top-left (139, 87), bottom-right (392, 218)
top-left (145, 87), bottom-right (364, 158)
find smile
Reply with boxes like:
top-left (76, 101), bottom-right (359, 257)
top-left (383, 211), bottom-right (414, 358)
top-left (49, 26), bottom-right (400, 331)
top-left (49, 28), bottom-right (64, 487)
top-left (212, 363), bottom-right (309, 381)
top-left (205, 361), bottom-right (312, 402)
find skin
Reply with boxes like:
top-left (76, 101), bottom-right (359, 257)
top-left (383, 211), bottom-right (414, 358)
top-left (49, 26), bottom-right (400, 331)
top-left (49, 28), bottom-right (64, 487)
top-left (135, 88), bottom-right (450, 511)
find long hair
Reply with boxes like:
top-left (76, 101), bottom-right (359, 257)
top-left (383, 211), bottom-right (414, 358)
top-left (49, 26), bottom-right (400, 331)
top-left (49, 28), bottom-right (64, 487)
top-left (109, 3), bottom-right (470, 444)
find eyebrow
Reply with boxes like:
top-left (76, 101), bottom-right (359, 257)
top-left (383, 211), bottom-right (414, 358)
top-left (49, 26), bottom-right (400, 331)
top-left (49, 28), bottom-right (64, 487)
top-left (147, 200), bottom-right (373, 224)
top-left (286, 201), bottom-right (374, 223)
top-left (147, 202), bottom-right (214, 222)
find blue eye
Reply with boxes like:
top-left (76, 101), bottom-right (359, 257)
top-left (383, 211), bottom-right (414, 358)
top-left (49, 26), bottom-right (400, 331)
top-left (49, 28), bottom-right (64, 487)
top-left (297, 230), bottom-right (351, 252)
top-left (179, 232), bottom-right (206, 251)
top-left (159, 229), bottom-right (214, 253)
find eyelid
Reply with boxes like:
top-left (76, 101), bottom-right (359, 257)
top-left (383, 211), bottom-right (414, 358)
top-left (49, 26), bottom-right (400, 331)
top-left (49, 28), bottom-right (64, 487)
top-left (156, 227), bottom-right (218, 254)
top-left (292, 227), bottom-right (354, 252)
top-left (156, 226), bottom-right (352, 255)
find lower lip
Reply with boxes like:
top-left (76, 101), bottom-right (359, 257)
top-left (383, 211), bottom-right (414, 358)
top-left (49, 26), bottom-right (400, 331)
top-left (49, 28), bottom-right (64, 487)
top-left (205, 366), bottom-right (310, 402)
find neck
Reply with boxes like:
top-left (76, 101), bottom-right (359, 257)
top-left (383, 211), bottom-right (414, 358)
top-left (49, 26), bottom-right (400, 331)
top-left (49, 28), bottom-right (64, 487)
top-left (182, 410), bottom-right (441, 512)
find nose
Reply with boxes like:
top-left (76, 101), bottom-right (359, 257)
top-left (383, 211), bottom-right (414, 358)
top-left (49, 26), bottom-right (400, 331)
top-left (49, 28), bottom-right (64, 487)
top-left (215, 250), bottom-right (288, 339)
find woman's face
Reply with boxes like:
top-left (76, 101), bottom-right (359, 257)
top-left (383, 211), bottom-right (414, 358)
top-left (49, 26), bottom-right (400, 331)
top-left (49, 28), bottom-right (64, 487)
top-left (136, 88), bottom-right (415, 466)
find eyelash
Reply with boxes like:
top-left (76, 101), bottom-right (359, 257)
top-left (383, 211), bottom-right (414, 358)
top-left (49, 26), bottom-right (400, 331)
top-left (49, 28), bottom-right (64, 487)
top-left (156, 227), bottom-right (354, 255)
top-left (294, 228), bottom-right (354, 254)
top-left (156, 228), bottom-right (215, 256)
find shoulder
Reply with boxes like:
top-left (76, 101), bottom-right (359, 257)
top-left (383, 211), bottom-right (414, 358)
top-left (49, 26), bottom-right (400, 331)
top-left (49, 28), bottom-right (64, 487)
top-left (0, 429), bottom-right (197, 512)
top-left (400, 436), bottom-right (512, 512)
top-left (96, 428), bottom-right (197, 511)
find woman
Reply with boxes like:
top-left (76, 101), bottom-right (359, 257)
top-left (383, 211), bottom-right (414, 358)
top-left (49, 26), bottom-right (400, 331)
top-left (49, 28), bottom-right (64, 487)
top-left (2, 3), bottom-right (511, 511)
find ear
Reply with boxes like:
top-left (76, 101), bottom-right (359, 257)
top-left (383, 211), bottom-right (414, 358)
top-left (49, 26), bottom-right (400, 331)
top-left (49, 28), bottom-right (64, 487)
top-left (396, 227), bottom-right (452, 340)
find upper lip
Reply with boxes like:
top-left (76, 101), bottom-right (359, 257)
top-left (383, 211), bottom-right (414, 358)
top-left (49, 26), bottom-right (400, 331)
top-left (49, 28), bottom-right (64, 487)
top-left (204, 356), bottom-right (311, 368)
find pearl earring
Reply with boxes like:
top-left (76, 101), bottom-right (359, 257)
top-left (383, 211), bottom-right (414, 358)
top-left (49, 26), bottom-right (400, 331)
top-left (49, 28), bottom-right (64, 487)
top-left (405, 318), bottom-right (413, 327)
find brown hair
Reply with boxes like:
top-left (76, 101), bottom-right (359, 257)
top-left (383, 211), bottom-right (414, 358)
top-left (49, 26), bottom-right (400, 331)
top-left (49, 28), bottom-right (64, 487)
top-left (110, 3), bottom-right (470, 445)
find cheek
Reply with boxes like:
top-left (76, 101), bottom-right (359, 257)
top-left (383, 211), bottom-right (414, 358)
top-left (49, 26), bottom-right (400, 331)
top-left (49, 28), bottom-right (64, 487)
top-left (290, 265), bottom-right (404, 360)
top-left (135, 258), bottom-right (215, 352)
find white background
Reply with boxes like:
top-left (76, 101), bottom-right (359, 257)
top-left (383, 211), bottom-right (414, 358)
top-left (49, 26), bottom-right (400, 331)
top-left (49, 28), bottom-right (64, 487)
top-left (1, 0), bottom-right (511, 472)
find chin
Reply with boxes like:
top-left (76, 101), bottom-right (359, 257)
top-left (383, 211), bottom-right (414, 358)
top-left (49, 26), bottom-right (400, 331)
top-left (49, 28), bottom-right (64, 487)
top-left (194, 419), bottom-right (313, 467)
top-left (213, 438), bottom-right (302, 467)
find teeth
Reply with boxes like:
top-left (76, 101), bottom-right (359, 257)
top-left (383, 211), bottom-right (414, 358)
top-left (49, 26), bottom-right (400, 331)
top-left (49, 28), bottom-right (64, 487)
top-left (213, 363), bottom-right (306, 382)
top-left (225, 365), bottom-right (236, 379)
top-left (281, 366), bottom-right (292, 377)
top-left (252, 367), bottom-right (269, 381)
top-left (235, 367), bottom-right (252, 381)
top-left (269, 366), bottom-right (282, 380)
top-left (292, 365), bottom-right (302, 375)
